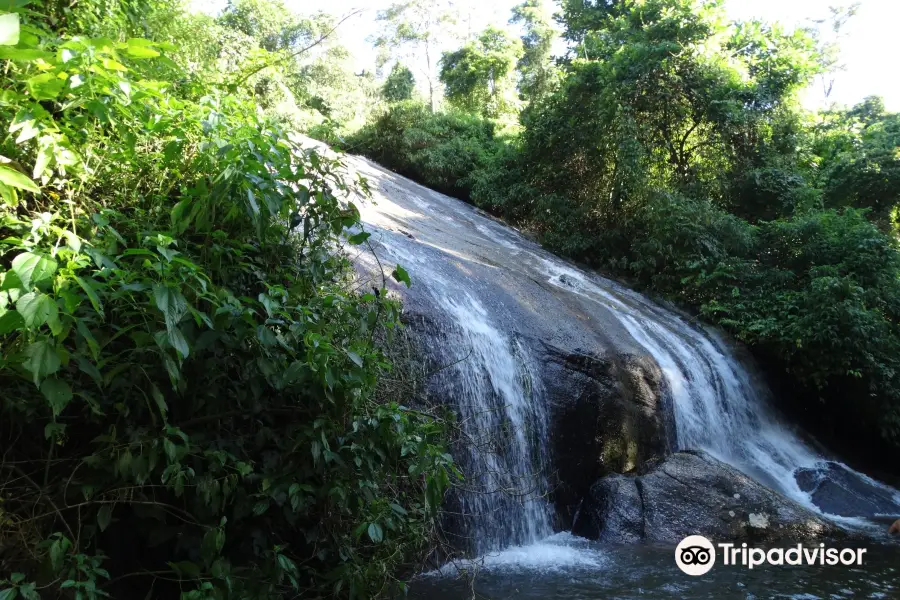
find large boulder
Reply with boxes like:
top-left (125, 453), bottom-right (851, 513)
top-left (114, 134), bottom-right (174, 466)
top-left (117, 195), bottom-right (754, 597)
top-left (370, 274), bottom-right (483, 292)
top-left (539, 343), bottom-right (673, 523)
top-left (573, 451), bottom-right (841, 543)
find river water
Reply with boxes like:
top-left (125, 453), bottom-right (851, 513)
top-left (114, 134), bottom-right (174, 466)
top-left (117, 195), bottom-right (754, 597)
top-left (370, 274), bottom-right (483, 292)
top-left (410, 534), bottom-right (900, 599)
top-left (325, 144), bottom-right (900, 598)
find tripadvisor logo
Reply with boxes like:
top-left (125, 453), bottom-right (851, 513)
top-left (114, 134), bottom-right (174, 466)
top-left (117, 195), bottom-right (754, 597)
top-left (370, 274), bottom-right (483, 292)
top-left (675, 535), bottom-right (716, 575)
top-left (675, 536), bottom-right (867, 576)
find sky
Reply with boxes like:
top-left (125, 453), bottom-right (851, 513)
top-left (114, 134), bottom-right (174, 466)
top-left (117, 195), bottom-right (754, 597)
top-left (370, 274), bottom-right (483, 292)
top-left (191, 0), bottom-right (900, 111)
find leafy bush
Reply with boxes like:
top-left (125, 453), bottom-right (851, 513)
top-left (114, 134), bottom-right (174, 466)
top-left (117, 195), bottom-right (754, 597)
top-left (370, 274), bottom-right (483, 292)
top-left (349, 101), bottom-right (500, 200)
top-left (709, 210), bottom-right (900, 438)
top-left (0, 8), bottom-right (453, 599)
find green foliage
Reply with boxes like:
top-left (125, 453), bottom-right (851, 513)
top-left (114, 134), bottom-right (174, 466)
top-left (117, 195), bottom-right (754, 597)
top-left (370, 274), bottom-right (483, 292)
top-left (509, 0), bottom-right (557, 103)
top-left (0, 5), bottom-right (454, 599)
top-left (439, 27), bottom-right (522, 119)
top-left (350, 101), bottom-right (500, 200)
top-left (218, 0), bottom-right (310, 52)
top-left (382, 63), bottom-right (415, 102)
top-left (810, 96), bottom-right (900, 227)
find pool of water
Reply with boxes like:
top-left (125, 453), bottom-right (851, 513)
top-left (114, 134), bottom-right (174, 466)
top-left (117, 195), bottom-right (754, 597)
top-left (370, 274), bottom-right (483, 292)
top-left (410, 533), bottom-right (900, 599)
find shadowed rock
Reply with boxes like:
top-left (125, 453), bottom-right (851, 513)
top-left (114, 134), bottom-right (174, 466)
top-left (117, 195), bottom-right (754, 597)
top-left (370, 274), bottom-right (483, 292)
top-left (574, 451), bottom-right (840, 543)
top-left (540, 343), bottom-right (673, 523)
top-left (796, 462), bottom-right (900, 518)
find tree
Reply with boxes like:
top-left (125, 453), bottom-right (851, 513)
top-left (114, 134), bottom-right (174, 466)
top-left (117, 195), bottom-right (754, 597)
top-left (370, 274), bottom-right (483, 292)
top-left (374, 0), bottom-right (461, 111)
top-left (510, 0), bottom-right (557, 103)
top-left (511, 0), bottom-right (823, 224)
top-left (811, 97), bottom-right (900, 227)
top-left (439, 26), bottom-right (522, 118)
top-left (383, 63), bottom-right (416, 102)
top-left (218, 0), bottom-right (308, 52)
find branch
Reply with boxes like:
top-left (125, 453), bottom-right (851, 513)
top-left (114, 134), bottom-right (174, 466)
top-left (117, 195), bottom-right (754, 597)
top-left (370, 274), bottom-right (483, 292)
top-left (231, 9), bottom-right (365, 88)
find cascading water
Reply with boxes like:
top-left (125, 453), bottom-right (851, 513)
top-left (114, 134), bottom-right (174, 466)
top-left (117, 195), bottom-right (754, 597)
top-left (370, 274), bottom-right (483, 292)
top-left (538, 258), bottom-right (900, 521)
top-left (355, 222), bottom-right (554, 554)
top-left (437, 293), bottom-right (553, 553)
top-left (334, 144), bottom-right (900, 563)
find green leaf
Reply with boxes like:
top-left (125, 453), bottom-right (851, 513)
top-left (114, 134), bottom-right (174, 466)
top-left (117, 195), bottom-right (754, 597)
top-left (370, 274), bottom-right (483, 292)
top-left (49, 536), bottom-right (69, 571)
top-left (256, 325), bottom-right (277, 346)
top-left (12, 252), bottom-right (57, 289)
top-left (0, 165), bottom-right (39, 194)
top-left (0, 13), bottom-right (19, 46)
top-left (247, 188), bottom-right (259, 215)
top-left (16, 292), bottom-right (58, 329)
top-left (0, 270), bottom-right (22, 291)
top-left (75, 320), bottom-right (100, 360)
top-left (170, 198), bottom-right (191, 231)
top-left (0, 310), bottom-right (23, 334)
top-left (26, 73), bottom-right (65, 101)
top-left (102, 57), bottom-right (127, 71)
top-left (150, 384), bottom-right (168, 419)
top-left (346, 351), bottom-right (363, 367)
top-left (367, 522), bottom-right (383, 543)
top-left (167, 326), bottom-right (189, 359)
top-left (0, 47), bottom-right (52, 61)
top-left (125, 39), bottom-right (159, 59)
top-left (348, 231), bottom-right (371, 245)
top-left (44, 422), bottom-right (66, 439)
top-left (97, 504), bottom-right (113, 532)
top-left (392, 264), bottom-right (411, 287)
top-left (74, 275), bottom-right (103, 317)
top-left (24, 339), bottom-right (61, 384)
top-left (0, 587), bottom-right (18, 600)
top-left (153, 284), bottom-right (188, 329)
top-left (41, 377), bottom-right (72, 415)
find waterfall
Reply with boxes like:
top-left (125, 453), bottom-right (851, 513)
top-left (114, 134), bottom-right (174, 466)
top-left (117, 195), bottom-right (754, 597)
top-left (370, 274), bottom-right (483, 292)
top-left (343, 150), bottom-right (900, 559)
top-left (539, 257), bottom-right (900, 520)
top-left (438, 293), bottom-right (553, 553)
top-left (356, 228), bottom-right (554, 554)
top-left (539, 259), bottom-right (820, 506)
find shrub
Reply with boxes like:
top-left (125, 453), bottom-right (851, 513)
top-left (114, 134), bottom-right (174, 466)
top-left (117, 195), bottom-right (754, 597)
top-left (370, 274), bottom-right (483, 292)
top-left (0, 10), bottom-right (453, 599)
top-left (349, 102), bottom-right (500, 200)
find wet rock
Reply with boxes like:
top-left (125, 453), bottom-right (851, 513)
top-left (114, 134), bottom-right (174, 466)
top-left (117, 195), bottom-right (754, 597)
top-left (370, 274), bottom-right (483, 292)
top-left (574, 451), bottom-right (840, 543)
top-left (539, 343), bottom-right (673, 523)
top-left (795, 461), bottom-right (900, 518)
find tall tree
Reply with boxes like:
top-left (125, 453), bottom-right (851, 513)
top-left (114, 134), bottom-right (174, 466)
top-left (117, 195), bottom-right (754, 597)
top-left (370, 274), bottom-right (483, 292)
top-left (439, 26), bottom-right (523, 118)
top-left (514, 0), bottom-right (823, 223)
top-left (383, 63), bottom-right (416, 102)
top-left (810, 96), bottom-right (900, 227)
top-left (509, 0), bottom-right (557, 103)
top-left (374, 0), bottom-right (460, 111)
top-left (218, 0), bottom-right (307, 52)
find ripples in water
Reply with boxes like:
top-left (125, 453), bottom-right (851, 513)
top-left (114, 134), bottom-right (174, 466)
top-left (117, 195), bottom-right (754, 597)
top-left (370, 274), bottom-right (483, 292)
top-left (411, 534), bottom-right (900, 600)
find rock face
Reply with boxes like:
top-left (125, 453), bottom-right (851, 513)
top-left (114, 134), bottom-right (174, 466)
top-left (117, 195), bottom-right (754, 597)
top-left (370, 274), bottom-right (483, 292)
top-left (540, 343), bottom-right (673, 521)
top-left (573, 451), bottom-right (840, 543)
top-left (796, 461), bottom-right (900, 518)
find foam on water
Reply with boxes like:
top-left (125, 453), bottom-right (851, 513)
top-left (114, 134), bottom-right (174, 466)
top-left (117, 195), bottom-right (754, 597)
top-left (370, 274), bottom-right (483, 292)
top-left (427, 533), bottom-right (606, 576)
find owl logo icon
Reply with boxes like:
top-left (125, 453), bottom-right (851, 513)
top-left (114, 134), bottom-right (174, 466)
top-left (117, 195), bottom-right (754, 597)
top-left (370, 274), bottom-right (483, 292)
top-left (675, 535), bottom-right (716, 575)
